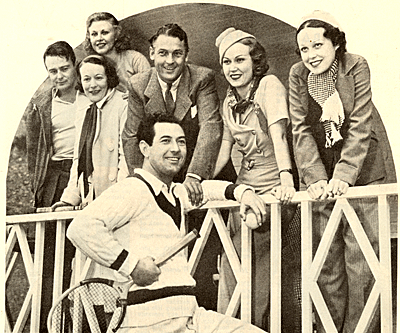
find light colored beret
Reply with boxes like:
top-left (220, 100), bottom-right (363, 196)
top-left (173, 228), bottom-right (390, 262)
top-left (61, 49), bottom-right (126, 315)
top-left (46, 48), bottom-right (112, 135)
top-left (298, 10), bottom-right (342, 31)
top-left (215, 27), bottom-right (255, 64)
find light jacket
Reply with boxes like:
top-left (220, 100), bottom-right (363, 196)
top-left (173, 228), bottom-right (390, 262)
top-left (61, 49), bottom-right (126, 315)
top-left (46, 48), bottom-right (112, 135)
top-left (61, 89), bottom-right (129, 205)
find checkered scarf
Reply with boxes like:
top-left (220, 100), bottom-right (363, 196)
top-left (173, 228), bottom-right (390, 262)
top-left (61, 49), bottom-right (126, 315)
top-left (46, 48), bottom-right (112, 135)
top-left (308, 59), bottom-right (344, 148)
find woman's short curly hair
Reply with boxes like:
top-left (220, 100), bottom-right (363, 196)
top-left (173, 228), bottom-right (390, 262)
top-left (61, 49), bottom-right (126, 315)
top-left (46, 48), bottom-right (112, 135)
top-left (76, 55), bottom-right (119, 93)
top-left (84, 12), bottom-right (132, 54)
top-left (235, 37), bottom-right (269, 77)
top-left (296, 20), bottom-right (347, 60)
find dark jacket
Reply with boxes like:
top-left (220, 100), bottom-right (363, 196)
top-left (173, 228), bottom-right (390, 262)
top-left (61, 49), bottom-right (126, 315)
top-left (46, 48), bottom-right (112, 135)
top-left (289, 53), bottom-right (395, 187)
top-left (122, 64), bottom-right (222, 182)
top-left (26, 88), bottom-right (53, 206)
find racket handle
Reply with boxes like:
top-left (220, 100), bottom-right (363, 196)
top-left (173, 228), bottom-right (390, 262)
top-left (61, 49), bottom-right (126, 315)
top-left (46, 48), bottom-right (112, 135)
top-left (36, 205), bottom-right (81, 213)
top-left (154, 229), bottom-right (200, 266)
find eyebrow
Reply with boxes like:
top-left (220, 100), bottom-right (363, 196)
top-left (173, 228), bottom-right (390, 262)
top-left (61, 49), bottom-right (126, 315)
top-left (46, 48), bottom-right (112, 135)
top-left (159, 134), bottom-right (186, 140)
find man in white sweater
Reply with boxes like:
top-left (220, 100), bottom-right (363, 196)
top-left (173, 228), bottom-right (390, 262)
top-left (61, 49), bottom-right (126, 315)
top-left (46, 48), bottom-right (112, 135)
top-left (67, 114), bottom-right (267, 332)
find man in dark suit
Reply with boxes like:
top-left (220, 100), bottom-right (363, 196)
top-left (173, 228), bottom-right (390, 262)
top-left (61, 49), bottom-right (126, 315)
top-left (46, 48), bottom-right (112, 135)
top-left (122, 23), bottom-right (223, 206)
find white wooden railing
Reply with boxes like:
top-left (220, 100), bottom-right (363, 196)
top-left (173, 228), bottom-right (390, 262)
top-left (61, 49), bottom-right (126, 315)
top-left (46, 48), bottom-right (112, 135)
top-left (5, 183), bottom-right (398, 333)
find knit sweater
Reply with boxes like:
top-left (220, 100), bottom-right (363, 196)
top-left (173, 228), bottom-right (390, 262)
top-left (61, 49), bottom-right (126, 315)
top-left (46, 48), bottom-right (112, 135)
top-left (67, 169), bottom-right (250, 326)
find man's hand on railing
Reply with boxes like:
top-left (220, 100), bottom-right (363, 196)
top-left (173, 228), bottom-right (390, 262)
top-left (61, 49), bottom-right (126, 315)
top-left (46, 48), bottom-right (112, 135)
top-left (239, 189), bottom-right (267, 229)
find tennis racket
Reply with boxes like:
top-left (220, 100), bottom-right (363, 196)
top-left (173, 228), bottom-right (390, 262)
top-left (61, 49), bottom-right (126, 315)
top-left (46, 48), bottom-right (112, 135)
top-left (47, 229), bottom-right (200, 333)
top-left (36, 205), bottom-right (82, 213)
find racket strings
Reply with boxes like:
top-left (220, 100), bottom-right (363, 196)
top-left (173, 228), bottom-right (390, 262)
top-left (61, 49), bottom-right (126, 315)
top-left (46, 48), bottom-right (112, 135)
top-left (50, 282), bottom-right (123, 333)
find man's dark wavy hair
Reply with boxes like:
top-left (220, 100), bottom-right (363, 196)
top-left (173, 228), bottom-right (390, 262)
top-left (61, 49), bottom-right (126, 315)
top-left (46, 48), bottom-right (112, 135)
top-left (149, 23), bottom-right (189, 54)
top-left (43, 41), bottom-right (76, 66)
top-left (137, 114), bottom-right (184, 146)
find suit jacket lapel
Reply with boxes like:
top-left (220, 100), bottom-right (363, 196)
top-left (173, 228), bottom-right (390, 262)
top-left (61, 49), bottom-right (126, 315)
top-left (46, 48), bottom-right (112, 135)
top-left (298, 71), bottom-right (309, 112)
top-left (144, 69), bottom-right (168, 116)
top-left (336, 57), bottom-right (355, 115)
top-left (174, 66), bottom-right (192, 121)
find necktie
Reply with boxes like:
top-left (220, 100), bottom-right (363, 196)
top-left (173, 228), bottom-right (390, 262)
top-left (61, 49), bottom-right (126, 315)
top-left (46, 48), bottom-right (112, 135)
top-left (165, 83), bottom-right (175, 114)
top-left (77, 103), bottom-right (97, 197)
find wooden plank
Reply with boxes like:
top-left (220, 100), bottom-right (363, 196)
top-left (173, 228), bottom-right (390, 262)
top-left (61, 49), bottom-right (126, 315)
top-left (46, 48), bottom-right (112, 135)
top-left (31, 221), bottom-right (45, 333)
top-left (301, 201), bottom-right (314, 333)
top-left (378, 195), bottom-right (393, 332)
top-left (241, 219), bottom-right (252, 323)
top-left (53, 219), bottom-right (66, 303)
top-left (270, 202), bottom-right (281, 332)
top-left (188, 209), bottom-right (214, 275)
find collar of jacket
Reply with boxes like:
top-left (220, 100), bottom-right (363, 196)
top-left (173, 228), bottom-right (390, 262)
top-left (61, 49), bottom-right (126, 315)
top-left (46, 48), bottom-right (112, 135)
top-left (144, 66), bottom-right (192, 121)
top-left (295, 53), bottom-right (360, 115)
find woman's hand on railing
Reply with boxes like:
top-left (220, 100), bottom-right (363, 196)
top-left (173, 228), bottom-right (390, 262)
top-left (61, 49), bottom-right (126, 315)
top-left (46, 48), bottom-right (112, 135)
top-left (239, 190), bottom-right (267, 229)
top-left (326, 179), bottom-right (349, 198)
top-left (50, 201), bottom-right (73, 212)
top-left (307, 179), bottom-right (349, 200)
top-left (270, 185), bottom-right (296, 205)
top-left (307, 180), bottom-right (329, 200)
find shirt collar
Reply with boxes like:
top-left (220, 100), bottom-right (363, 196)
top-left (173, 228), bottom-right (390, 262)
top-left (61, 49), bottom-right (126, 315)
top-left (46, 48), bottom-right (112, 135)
top-left (134, 169), bottom-right (176, 196)
top-left (52, 88), bottom-right (74, 105)
top-left (95, 88), bottom-right (115, 109)
top-left (157, 74), bottom-right (181, 92)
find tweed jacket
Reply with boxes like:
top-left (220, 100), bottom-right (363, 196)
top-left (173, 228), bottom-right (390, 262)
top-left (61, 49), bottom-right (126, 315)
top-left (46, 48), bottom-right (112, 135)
top-left (25, 88), bottom-right (54, 206)
top-left (60, 89), bottom-right (129, 205)
top-left (289, 53), bottom-right (393, 187)
top-left (122, 64), bottom-right (222, 181)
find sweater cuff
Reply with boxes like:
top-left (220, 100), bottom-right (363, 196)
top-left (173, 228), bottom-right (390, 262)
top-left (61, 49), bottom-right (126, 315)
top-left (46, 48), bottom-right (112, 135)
top-left (186, 173), bottom-right (202, 181)
top-left (233, 184), bottom-right (254, 202)
top-left (117, 251), bottom-right (139, 278)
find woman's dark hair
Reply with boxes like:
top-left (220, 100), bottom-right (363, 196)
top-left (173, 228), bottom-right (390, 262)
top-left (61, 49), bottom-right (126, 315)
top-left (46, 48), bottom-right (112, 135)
top-left (76, 55), bottom-right (119, 92)
top-left (296, 20), bottom-right (347, 60)
top-left (235, 37), bottom-right (269, 77)
top-left (44, 41), bottom-right (76, 65)
top-left (84, 12), bottom-right (132, 54)
top-left (137, 114), bottom-right (183, 146)
top-left (149, 23), bottom-right (189, 54)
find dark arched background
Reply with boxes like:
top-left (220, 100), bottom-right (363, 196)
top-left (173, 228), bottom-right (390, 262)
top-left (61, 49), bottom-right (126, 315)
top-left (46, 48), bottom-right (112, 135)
top-left (75, 3), bottom-right (299, 99)
top-left (5, 3), bottom-right (397, 321)
top-left (8, 2), bottom-right (396, 213)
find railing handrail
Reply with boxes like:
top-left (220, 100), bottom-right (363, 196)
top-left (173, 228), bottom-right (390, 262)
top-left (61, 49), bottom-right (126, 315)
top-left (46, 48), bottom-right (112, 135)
top-left (5, 182), bottom-right (398, 332)
top-left (6, 183), bottom-right (397, 224)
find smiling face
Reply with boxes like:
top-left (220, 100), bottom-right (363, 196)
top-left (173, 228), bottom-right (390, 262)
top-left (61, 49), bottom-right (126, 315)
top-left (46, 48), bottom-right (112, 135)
top-left (88, 20), bottom-right (118, 56)
top-left (45, 56), bottom-right (76, 95)
top-left (141, 122), bottom-right (186, 184)
top-left (150, 35), bottom-right (188, 84)
top-left (80, 62), bottom-right (108, 103)
top-left (222, 42), bottom-right (254, 98)
top-left (297, 27), bottom-right (338, 75)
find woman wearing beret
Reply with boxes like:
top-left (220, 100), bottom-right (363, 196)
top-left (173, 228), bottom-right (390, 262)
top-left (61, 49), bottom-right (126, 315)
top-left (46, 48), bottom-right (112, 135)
top-left (214, 28), bottom-right (299, 330)
top-left (289, 10), bottom-right (393, 332)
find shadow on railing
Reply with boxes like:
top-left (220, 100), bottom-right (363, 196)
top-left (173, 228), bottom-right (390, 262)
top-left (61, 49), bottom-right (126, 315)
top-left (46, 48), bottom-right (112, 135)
top-left (5, 183), bottom-right (398, 333)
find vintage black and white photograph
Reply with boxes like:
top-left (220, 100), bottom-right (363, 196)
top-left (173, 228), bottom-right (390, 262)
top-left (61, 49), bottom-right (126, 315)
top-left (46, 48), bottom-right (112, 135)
top-left (2, 0), bottom-right (399, 332)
